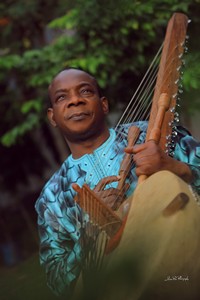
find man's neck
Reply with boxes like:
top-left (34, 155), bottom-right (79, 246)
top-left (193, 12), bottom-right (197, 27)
top-left (67, 128), bottom-right (110, 159)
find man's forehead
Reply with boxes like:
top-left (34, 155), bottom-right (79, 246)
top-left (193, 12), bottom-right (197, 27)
top-left (51, 69), bottom-right (95, 88)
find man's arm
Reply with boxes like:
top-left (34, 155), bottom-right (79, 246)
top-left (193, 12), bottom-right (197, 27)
top-left (125, 141), bottom-right (193, 182)
top-left (35, 190), bottom-right (82, 296)
top-left (125, 126), bottom-right (200, 193)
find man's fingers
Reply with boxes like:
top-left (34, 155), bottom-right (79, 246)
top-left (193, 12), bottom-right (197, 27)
top-left (125, 143), bottom-right (146, 154)
top-left (96, 188), bottom-right (124, 209)
top-left (125, 140), bottom-right (158, 155)
top-left (71, 183), bottom-right (82, 193)
top-left (94, 175), bottom-right (120, 192)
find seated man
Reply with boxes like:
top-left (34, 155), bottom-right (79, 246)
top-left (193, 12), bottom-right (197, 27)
top-left (35, 68), bottom-right (200, 296)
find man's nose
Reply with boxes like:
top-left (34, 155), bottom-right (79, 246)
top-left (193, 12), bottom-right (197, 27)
top-left (67, 93), bottom-right (85, 107)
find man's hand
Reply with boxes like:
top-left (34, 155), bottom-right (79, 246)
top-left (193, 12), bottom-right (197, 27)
top-left (125, 140), bottom-right (193, 183)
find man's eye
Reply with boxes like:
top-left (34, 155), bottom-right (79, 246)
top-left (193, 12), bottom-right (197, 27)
top-left (81, 89), bottom-right (93, 95)
top-left (56, 95), bottom-right (65, 102)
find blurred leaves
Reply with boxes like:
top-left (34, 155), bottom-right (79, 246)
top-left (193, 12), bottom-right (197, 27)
top-left (183, 53), bottom-right (200, 91)
top-left (0, 0), bottom-right (200, 190)
top-left (1, 113), bottom-right (39, 147)
top-left (1, 0), bottom-right (200, 144)
top-left (49, 9), bottom-right (78, 30)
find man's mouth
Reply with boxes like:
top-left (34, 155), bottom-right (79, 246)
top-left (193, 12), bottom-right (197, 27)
top-left (67, 112), bottom-right (91, 121)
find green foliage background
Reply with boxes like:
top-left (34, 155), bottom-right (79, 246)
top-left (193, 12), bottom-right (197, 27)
top-left (0, 0), bottom-right (200, 191)
top-left (0, 1), bottom-right (200, 298)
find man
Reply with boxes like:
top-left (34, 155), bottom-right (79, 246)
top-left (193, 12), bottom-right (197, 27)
top-left (35, 68), bottom-right (200, 296)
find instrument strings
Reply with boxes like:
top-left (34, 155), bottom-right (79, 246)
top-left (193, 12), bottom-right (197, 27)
top-left (116, 43), bottom-right (163, 127)
top-left (77, 36), bottom-right (186, 219)
top-left (87, 39), bottom-right (185, 208)
top-left (83, 44), bottom-right (163, 199)
top-left (84, 44), bottom-right (162, 187)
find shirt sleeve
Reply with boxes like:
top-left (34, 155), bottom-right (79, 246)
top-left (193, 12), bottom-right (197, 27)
top-left (174, 126), bottom-right (200, 195)
top-left (35, 188), bottom-right (82, 296)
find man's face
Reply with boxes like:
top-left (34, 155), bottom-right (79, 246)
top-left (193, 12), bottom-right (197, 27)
top-left (48, 69), bottom-right (109, 142)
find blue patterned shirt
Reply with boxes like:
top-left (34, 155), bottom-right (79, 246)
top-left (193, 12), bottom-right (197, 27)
top-left (35, 122), bottom-right (200, 295)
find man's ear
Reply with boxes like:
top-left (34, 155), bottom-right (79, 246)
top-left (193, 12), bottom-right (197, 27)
top-left (47, 108), bottom-right (57, 127)
top-left (101, 97), bottom-right (109, 115)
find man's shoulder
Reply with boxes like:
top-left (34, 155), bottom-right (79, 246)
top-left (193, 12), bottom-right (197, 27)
top-left (35, 157), bottom-right (73, 208)
top-left (46, 157), bottom-right (71, 186)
